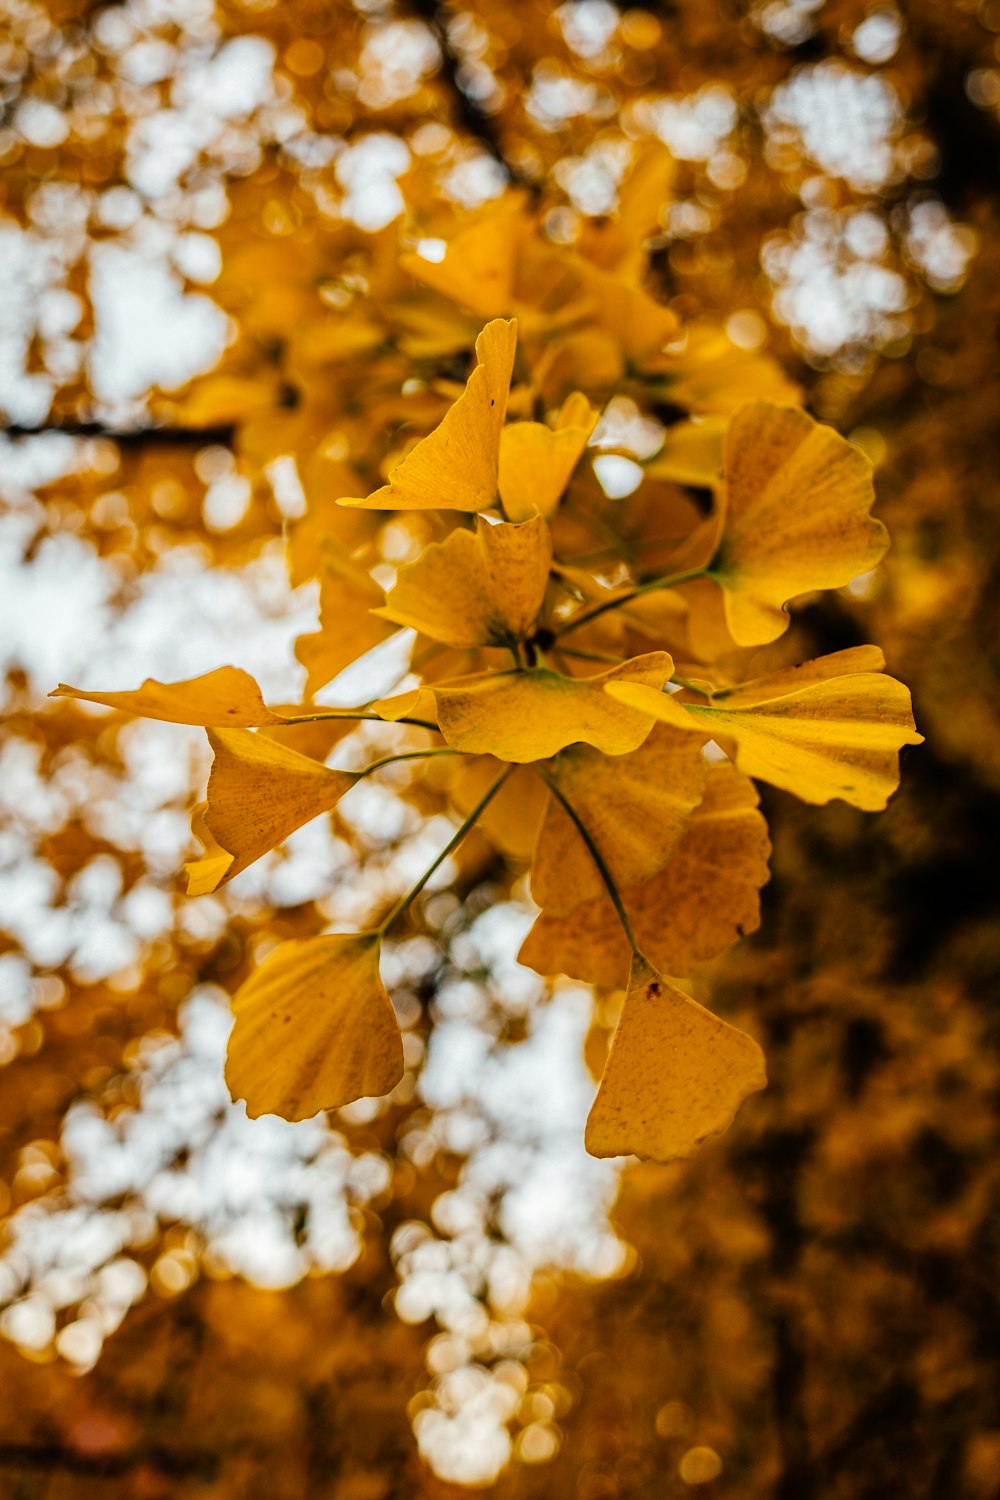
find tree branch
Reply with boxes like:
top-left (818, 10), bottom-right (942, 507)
top-left (2, 421), bottom-right (236, 448)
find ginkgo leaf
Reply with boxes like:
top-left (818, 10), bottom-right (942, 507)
top-left (585, 954), bottom-right (767, 1162)
top-left (399, 197), bottom-right (525, 318)
top-left (186, 803), bottom-right (235, 895)
top-left (426, 653), bottom-right (674, 762)
top-left (499, 397), bottom-right (598, 522)
top-left (530, 725), bottom-right (707, 916)
top-left (375, 515), bottom-right (552, 648)
top-left (709, 403), bottom-right (889, 644)
top-left (645, 417), bottom-right (726, 486)
top-left (575, 261), bottom-right (680, 367)
top-left (225, 933), bottom-right (404, 1121)
top-left (295, 549), bottom-right (395, 695)
top-left (656, 324), bottom-right (803, 413)
top-left (520, 767), bottom-right (771, 985)
top-left (192, 729), bottom-right (357, 890)
top-left (51, 668), bottom-right (285, 727)
top-left (607, 647), bottom-right (923, 810)
top-left (339, 319), bottom-right (517, 511)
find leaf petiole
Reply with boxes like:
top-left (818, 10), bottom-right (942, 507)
top-left (357, 747), bottom-right (465, 779)
top-left (554, 566), bottom-right (708, 638)
top-left (376, 765), bottom-right (513, 937)
top-left (279, 709), bottom-right (441, 731)
top-left (538, 771), bottom-right (643, 960)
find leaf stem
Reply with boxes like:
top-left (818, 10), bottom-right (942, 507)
top-left (555, 567), bottom-right (707, 638)
top-left (280, 710), bottom-right (440, 731)
top-left (357, 747), bottom-right (464, 779)
top-left (539, 772), bottom-right (642, 958)
top-left (376, 766), bottom-right (513, 937)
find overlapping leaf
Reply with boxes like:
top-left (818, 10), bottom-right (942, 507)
top-left (407, 653), bottom-right (674, 762)
top-left (376, 515), bottom-right (551, 648)
top-left (530, 725), bottom-right (707, 916)
top-left (608, 647), bottom-right (922, 809)
top-left (339, 319), bottom-right (517, 511)
top-left (520, 767), bottom-right (771, 985)
top-left (186, 730), bottom-right (357, 892)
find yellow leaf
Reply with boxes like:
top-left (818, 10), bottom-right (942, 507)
top-left (192, 730), bottom-right (357, 891)
top-left (520, 766), bottom-right (771, 984)
top-left (226, 933), bottom-right (404, 1121)
top-left (376, 515), bottom-right (552, 648)
top-left (607, 647), bottom-right (923, 810)
top-left (498, 397), bottom-right (598, 522)
top-left (172, 373), bottom-right (283, 427)
top-left (657, 324), bottom-right (803, 413)
top-left (372, 684), bottom-right (439, 724)
top-left (585, 954), bottom-right (766, 1162)
top-left (710, 403), bottom-right (889, 644)
top-left (186, 802), bottom-right (235, 895)
top-left (339, 319), bottom-right (517, 511)
top-left (399, 198), bottom-right (525, 319)
top-left (51, 667), bottom-right (285, 727)
top-left (427, 653), bottom-right (674, 763)
top-left (295, 549), bottom-right (395, 695)
top-left (575, 260), bottom-right (680, 367)
top-left (530, 725), bottom-right (707, 916)
top-left (645, 417), bottom-right (726, 486)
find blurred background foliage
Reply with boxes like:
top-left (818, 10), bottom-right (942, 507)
top-left (1, 0), bottom-right (999, 1495)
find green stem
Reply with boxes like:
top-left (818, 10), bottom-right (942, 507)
top-left (539, 772), bottom-right (642, 958)
top-left (555, 566), bottom-right (707, 638)
top-left (280, 710), bottom-right (440, 731)
top-left (357, 748), bottom-right (463, 779)
top-left (376, 766), bottom-right (513, 937)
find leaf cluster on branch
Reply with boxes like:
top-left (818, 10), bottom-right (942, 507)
top-left (53, 169), bottom-right (921, 1162)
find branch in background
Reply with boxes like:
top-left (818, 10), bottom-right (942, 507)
top-left (409, 0), bottom-right (532, 188)
top-left (2, 422), bottom-right (236, 448)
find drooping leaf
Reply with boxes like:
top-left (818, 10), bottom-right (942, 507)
top-left (520, 766), bottom-right (771, 984)
top-left (710, 403), bottom-right (889, 644)
top-left (424, 653), bottom-right (674, 762)
top-left (189, 730), bottom-right (357, 891)
top-left (339, 319), bottom-right (517, 511)
top-left (225, 933), bottom-right (404, 1121)
top-left (51, 668), bottom-right (285, 727)
top-left (530, 725), bottom-right (708, 916)
top-left (608, 646), bottom-right (923, 810)
top-left (376, 515), bottom-right (552, 648)
top-left (585, 954), bottom-right (767, 1162)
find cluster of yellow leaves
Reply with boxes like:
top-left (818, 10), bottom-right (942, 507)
top-left (53, 170), bottom-right (922, 1164)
